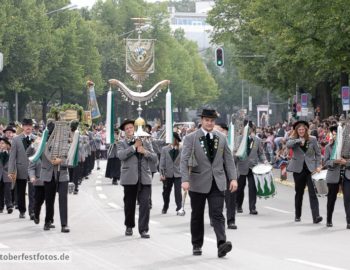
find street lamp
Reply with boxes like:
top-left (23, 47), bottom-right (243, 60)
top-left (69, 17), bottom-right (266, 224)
top-left (46, 4), bottom-right (78, 15)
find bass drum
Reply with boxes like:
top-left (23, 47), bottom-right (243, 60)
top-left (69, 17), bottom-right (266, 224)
top-left (312, 170), bottom-right (328, 197)
top-left (252, 163), bottom-right (276, 199)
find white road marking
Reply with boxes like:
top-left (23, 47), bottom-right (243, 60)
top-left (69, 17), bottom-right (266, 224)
top-left (96, 180), bottom-right (102, 184)
top-left (185, 233), bottom-right (216, 244)
top-left (0, 243), bottom-right (10, 249)
top-left (98, 194), bottom-right (107, 200)
top-left (107, 202), bottom-right (121, 210)
top-left (286, 258), bottom-right (347, 270)
top-left (97, 175), bottom-right (102, 179)
top-left (264, 206), bottom-right (292, 214)
top-left (135, 214), bottom-right (160, 225)
top-left (96, 186), bottom-right (102, 191)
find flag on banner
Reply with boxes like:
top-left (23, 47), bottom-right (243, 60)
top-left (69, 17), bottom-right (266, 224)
top-left (228, 122), bottom-right (234, 153)
top-left (106, 88), bottom-right (115, 144)
top-left (87, 82), bottom-right (101, 119)
top-left (165, 87), bottom-right (173, 144)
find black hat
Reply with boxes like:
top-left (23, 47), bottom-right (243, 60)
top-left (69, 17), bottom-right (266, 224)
top-left (22, 118), bottom-right (33, 126)
top-left (293, 120), bottom-right (309, 130)
top-left (0, 137), bottom-right (11, 147)
top-left (173, 132), bottom-right (181, 142)
top-left (198, 109), bottom-right (218, 119)
top-left (70, 120), bottom-right (79, 132)
top-left (329, 125), bottom-right (338, 133)
top-left (3, 126), bottom-right (16, 133)
top-left (218, 123), bottom-right (229, 131)
top-left (120, 119), bottom-right (135, 131)
top-left (243, 120), bottom-right (254, 128)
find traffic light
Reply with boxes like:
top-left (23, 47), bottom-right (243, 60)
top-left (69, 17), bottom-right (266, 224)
top-left (215, 47), bottom-right (224, 67)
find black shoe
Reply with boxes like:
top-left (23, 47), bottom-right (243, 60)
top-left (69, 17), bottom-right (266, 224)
top-left (7, 208), bottom-right (13, 214)
top-left (249, 210), bottom-right (258, 215)
top-left (193, 246), bottom-right (202, 256)
top-left (0, 209), bottom-right (3, 213)
top-left (295, 217), bottom-right (301, 222)
top-left (44, 223), bottom-right (51, 231)
top-left (140, 231), bottom-right (150, 239)
top-left (313, 216), bottom-right (323, 224)
top-left (218, 241), bottom-right (232, 258)
top-left (125, 227), bottom-right (133, 236)
top-left (326, 222), bottom-right (333, 227)
top-left (347, 224), bottom-right (350, 229)
top-left (228, 222), bottom-right (237, 230)
top-left (237, 207), bottom-right (243, 213)
top-left (34, 217), bottom-right (40, 224)
top-left (112, 180), bottom-right (118, 185)
top-left (85, 176), bottom-right (89, 179)
top-left (61, 226), bottom-right (70, 233)
top-left (19, 213), bottom-right (25, 219)
top-left (50, 223), bottom-right (55, 229)
top-left (161, 209), bottom-right (167, 214)
top-left (30, 213), bottom-right (35, 220)
top-left (73, 190), bottom-right (79, 195)
top-left (97, 167), bottom-right (100, 170)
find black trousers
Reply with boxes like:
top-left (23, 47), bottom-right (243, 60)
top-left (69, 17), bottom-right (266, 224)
top-left (28, 181), bottom-right (34, 215)
top-left (34, 186), bottom-right (45, 219)
top-left (225, 180), bottom-right (237, 224)
top-left (16, 179), bottom-right (27, 214)
top-left (68, 167), bottom-right (80, 191)
top-left (237, 169), bottom-right (257, 211)
top-left (162, 177), bottom-right (182, 211)
top-left (293, 166), bottom-right (320, 219)
top-left (189, 181), bottom-right (226, 248)
top-left (343, 178), bottom-right (350, 224)
top-left (44, 177), bottom-right (68, 226)
top-left (123, 184), bottom-right (151, 234)
top-left (0, 181), bottom-right (13, 210)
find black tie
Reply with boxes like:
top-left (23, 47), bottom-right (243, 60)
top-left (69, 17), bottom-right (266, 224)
top-left (206, 133), bottom-right (214, 162)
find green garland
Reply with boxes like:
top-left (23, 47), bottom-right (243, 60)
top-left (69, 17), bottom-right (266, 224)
top-left (47, 104), bottom-right (84, 122)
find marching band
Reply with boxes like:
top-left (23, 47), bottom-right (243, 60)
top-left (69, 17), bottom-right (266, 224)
top-left (0, 109), bottom-right (350, 259)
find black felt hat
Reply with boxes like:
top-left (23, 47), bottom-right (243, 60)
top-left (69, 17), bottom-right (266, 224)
top-left (293, 120), bottom-right (309, 130)
top-left (120, 119), bottom-right (135, 131)
top-left (243, 120), bottom-right (254, 128)
top-left (198, 109), bottom-right (218, 119)
top-left (3, 126), bottom-right (16, 133)
top-left (218, 123), bottom-right (229, 131)
top-left (22, 118), bottom-right (33, 126)
top-left (0, 137), bottom-right (11, 146)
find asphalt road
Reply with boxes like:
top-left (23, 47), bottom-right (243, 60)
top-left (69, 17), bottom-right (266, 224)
top-left (0, 160), bottom-right (349, 270)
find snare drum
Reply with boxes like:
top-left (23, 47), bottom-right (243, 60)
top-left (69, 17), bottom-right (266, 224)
top-left (252, 164), bottom-right (276, 199)
top-left (311, 170), bottom-right (328, 197)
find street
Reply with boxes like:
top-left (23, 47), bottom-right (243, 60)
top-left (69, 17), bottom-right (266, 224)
top-left (0, 160), bottom-right (349, 270)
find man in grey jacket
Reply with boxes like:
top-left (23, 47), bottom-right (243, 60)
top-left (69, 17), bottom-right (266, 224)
top-left (8, 118), bottom-right (34, 219)
top-left (159, 132), bottom-right (182, 214)
top-left (117, 119), bottom-right (157, 239)
top-left (181, 109), bottom-right (238, 258)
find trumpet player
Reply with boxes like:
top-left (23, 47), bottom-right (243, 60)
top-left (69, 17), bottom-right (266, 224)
top-left (117, 119), bottom-right (157, 239)
top-left (324, 125), bottom-right (350, 229)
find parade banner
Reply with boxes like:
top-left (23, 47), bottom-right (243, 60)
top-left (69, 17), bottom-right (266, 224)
top-left (342, 86), bottom-right (350, 111)
top-left (84, 111), bottom-right (92, 127)
top-left (165, 88), bottom-right (173, 144)
top-left (106, 89), bottom-right (115, 144)
top-left (301, 94), bottom-right (308, 117)
top-left (88, 85), bottom-right (101, 119)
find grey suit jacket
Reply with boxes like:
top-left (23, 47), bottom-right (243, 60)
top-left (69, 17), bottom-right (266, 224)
top-left (180, 129), bottom-right (237, 194)
top-left (0, 153), bottom-right (11, 183)
top-left (8, 134), bottom-right (29, 179)
top-left (236, 136), bottom-right (266, 176)
top-left (286, 136), bottom-right (321, 173)
top-left (159, 145), bottom-right (182, 178)
top-left (117, 139), bottom-right (158, 185)
top-left (28, 160), bottom-right (44, 186)
top-left (324, 143), bottom-right (341, 184)
top-left (40, 152), bottom-right (69, 182)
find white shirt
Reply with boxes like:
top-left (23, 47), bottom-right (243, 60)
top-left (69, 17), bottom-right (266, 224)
top-left (201, 128), bottom-right (214, 139)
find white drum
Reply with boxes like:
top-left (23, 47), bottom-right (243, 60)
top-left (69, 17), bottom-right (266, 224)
top-left (252, 164), bottom-right (276, 199)
top-left (311, 170), bottom-right (328, 197)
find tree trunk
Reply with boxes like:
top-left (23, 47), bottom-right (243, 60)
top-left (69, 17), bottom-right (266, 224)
top-left (42, 98), bottom-right (48, 123)
top-left (315, 81), bottom-right (332, 119)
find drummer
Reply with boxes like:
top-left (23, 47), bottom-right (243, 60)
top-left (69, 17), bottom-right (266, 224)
top-left (324, 125), bottom-right (350, 229)
top-left (286, 120), bottom-right (323, 224)
top-left (236, 120), bottom-right (267, 215)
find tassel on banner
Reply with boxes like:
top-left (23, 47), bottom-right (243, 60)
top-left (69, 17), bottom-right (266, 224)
top-left (106, 87), bottom-right (115, 144)
top-left (165, 86), bottom-right (173, 144)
